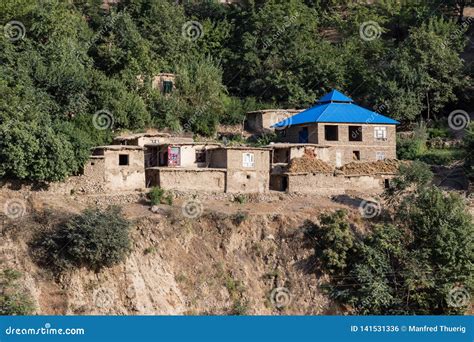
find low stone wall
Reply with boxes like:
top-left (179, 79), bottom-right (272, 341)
top-left (286, 172), bottom-right (392, 195)
top-left (146, 168), bottom-right (226, 192)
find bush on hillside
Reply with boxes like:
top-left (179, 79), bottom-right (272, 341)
top-left (33, 206), bottom-right (131, 272)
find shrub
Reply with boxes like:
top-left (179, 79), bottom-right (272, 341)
top-left (148, 187), bottom-right (173, 205)
top-left (233, 194), bottom-right (247, 204)
top-left (164, 194), bottom-right (173, 205)
top-left (418, 148), bottom-right (464, 165)
top-left (388, 161), bottom-right (433, 194)
top-left (0, 269), bottom-right (35, 315)
top-left (427, 127), bottom-right (450, 139)
top-left (148, 187), bottom-right (165, 205)
top-left (314, 210), bottom-right (354, 274)
top-left (230, 299), bottom-right (249, 315)
top-left (232, 211), bottom-right (248, 226)
top-left (397, 122), bottom-right (428, 160)
top-left (34, 206), bottom-right (131, 271)
top-left (397, 137), bottom-right (426, 160)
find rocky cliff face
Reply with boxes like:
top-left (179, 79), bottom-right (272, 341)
top-left (0, 191), bottom-right (348, 315)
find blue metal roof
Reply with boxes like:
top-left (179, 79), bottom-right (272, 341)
top-left (273, 89), bottom-right (399, 127)
top-left (318, 89), bottom-right (354, 103)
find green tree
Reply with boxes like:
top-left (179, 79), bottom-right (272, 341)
top-left (314, 210), bottom-right (354, 274)
top-left (315, 184), bottom-right (473, 314)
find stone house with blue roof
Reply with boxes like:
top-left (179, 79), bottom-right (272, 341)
top-left (273, 89), bottom-right (399, 167)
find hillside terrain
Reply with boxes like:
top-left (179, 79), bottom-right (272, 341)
top-left (1, 187), bottom-right (352, 315)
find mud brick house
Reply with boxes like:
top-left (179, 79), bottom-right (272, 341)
top-left (244, 109), bottom-right (302, 133)
top-left (146, 146), bottom-right (270, 193)
top-left (273, 90), bottom-right (399, 167)
top-left (84, 145), bottom-right (145, 190)
top-left (208, 147), bottom-right (270, 193)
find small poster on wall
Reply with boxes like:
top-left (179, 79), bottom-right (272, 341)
top-left (168, 146), bottom-right (180, 167)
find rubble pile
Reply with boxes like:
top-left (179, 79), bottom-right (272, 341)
top-left (288, 157), bottom-right (333, 173)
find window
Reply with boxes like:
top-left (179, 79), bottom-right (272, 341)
top-left (163, 80), bottom-right (173, 94)
top-left (298, 127), bottom-right (308, 143)
top-left (119, 154), bottom-right (129, 166)
top-left (374, 126), bottom-right (387, 141)
top-left (349, 126), bottom-right (362, 141)
top-left (353, 151), bottom-right (361, 161)
top-left (195, 149), bottom-right (206, 163)
top-left (242, 153), bottom-right (255, 168)
top-left (376, 151), bottom-right (385, 161)
top-left (325, 125), bottom-right (339, 141)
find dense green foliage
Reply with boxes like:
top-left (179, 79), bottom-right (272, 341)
top-left (0, 269), bottom-right (35, 315)
top-left (464, 122), bottom-right (474, 178)
top-left (314, 165), bottom-right (474, 314)
top-left (148, 186), bottom-right (172, 205)
top-left (397, 122), bottom-right (466, 165)
top-left (34, 206), bottom-right (131, 272)
top-left (0, 0), bottom-right (472, 181)
top-left (313, 210), bottom-right (354, 274)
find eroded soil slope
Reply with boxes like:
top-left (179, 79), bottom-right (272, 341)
top-left (0, 189), bottom-right (360, 315)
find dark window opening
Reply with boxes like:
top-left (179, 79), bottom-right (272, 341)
top-left (91, 162), bottom-right (95, 166)
top-left (384, 179), bottom-right (390, 189)
top-left (324, 125), bottom-right (339, 141)
top-left (349, 126), bottom-right (362, 141)
top-left (159, 151), bottom-right (168, 166)
top-left (270, 175), bottom-right (288, 192)
top-left (246, 175), bottom-right (251, 179)
top-left (163, 81), bottom-right (173, 94)
top-left (353, 151), bottom-right (361, 160)
top-left (119, 154), bottom-right (129, 166)
top-left (195, 150), bottom-right (206, 163)
top-left (298, 127), bottom-right (309, 143)
top-left (273, 149), bottom-right (290, 164)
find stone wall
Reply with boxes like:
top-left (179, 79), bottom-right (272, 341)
top-left (83, 156), bottom-right (106, 182)
top-left (286, 172), bottom-right (393, 195)
top-left (146, 168), bottom-right (226, 192)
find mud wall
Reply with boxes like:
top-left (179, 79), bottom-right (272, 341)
top-left (146, 168), bottom-right (226, 192)
top-left (287, 173), bottom-right (390, 195)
